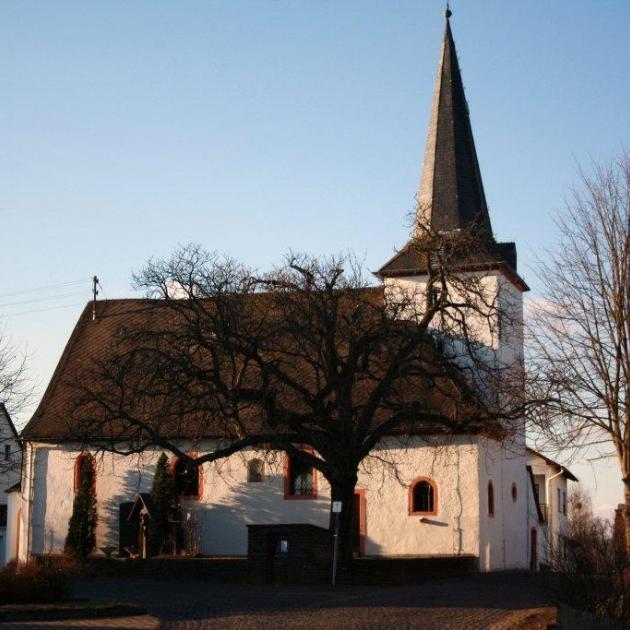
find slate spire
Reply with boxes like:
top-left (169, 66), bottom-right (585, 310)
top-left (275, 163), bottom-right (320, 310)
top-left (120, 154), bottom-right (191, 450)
top-left (417, 14), bottom-right (492, 237)
top-left (377, 12), bottom-right (526, 288)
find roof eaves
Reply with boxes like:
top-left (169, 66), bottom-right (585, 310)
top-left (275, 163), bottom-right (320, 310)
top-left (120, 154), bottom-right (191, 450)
top-left (526, 447), bottom-right (578, 482)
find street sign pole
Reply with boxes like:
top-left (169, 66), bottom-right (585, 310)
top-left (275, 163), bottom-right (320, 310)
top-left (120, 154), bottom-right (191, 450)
top-left (331, 501), bottom-right (342, 587)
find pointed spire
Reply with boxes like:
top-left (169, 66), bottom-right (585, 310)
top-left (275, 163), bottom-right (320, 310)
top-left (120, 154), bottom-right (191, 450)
top-left (417, 14), bottom-right (493, 237)
top-left (377, 12), bottom-right (527, 289)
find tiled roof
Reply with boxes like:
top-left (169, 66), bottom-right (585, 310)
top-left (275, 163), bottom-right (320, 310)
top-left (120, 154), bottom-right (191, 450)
top-left (22, 299), bottom-right (167, 440)
top-left (22, 295), bottom-right (490, 441)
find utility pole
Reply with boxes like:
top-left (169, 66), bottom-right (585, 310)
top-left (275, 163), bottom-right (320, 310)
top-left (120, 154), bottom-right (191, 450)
top-left (331, 501), bottom-right (342, 586)
top-left (92, 275), bottom-right (99, 321)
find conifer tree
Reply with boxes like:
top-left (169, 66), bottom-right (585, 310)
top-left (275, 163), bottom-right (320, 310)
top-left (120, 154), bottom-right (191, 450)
top-left (149, 452), bottom-right (178, 555)
top-left (65, 455), bottom-right (97, 559)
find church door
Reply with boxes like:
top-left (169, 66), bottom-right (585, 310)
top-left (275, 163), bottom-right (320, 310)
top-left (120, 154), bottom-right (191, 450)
top-left (352, 491), bottom-right (366, 557)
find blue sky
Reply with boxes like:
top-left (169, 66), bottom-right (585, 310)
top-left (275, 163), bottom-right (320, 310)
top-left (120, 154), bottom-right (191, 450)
top-left (1, 1), bottom-right (628, 515)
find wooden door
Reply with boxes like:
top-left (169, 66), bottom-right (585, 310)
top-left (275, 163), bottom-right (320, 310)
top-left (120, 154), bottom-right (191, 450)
top-left (352, 491), bottom-right (366, 557)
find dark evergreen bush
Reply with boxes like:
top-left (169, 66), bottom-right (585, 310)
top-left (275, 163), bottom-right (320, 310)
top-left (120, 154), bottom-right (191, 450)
top-left (149, 452), bottom-right (180, 555)
top-left (64, 455), bottom-right (97, 559)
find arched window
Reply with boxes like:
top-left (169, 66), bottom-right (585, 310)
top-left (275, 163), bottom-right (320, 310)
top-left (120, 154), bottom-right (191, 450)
top-left (284, 452), bottom-right (317, 499)
top-left (409, 478), bottom-right (437, 515)
top-left (511, 482), bottom-right (518, 503)
top-left (488, 481), bottom-right (495, 517)
top-left (248, 459), bottom-right (264, 483)
top-left (172, 457), bottom-right (202, 499)
top-left (74, 453), bottom-right (95, 493)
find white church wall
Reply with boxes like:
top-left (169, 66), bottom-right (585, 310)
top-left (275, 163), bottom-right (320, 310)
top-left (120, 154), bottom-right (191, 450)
top-left (21, 436), bottom-right (485, 559)
top-left (4, 489), bottom-right (24, 565)
top-left (23, 441), bottom-right (330, 557)
top-left (496, 275), bottom-right (524, 368)
top-left (477, 438), bottom-right (529, 571)
top-left (384, 271), bottom-right (504, 351)
top-left (357, 436), bottom-right (481, 557)
top-left (500, 440), bottom-right (529, 570)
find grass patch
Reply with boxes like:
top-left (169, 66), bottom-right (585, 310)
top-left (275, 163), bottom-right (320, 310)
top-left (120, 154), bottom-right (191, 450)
top-left (0, 599), bottom-right (146, 622)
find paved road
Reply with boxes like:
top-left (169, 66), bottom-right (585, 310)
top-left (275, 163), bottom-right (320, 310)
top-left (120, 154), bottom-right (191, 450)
top-left (1, 573), bottom-right (554, 629)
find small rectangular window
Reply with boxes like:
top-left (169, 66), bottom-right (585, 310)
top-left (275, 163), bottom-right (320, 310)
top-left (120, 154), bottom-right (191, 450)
top-left (4, 444), bottom-right (9, 460)
top-left (557, 487), bottom-right (562, 513)
top-left (285, 453), bottom-right (316, 498)
top-left (289, 458), bottom-right (313, 496)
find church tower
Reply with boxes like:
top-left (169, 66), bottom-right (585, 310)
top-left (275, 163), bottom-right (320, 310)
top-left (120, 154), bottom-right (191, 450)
top-left (377, 11), bottom-right (531, 571)
top-left (377, 10), bottom-right (528, 365)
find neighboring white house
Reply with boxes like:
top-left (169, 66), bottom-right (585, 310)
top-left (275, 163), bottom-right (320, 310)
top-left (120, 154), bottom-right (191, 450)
top-left (0, 403), bottom-right (21, 566)
top-left (527, 448), bottom-right (577, 569)
top-left (5, 14), bottom-right (576, 571)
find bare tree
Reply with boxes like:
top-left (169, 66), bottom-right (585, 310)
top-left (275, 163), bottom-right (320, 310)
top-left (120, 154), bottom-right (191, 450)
top-left (71, 226), bottom-right (521, 559)
top-left (554, 490), bottom-right (627, 618)
top-left (0, 328), bottom-right (28, 475)
top-left (527, 151), bottom-right (630, 553)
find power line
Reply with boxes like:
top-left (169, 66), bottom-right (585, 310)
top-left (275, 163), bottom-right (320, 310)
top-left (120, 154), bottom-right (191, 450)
top-left (0, 290), bottom-right (88, 309)
top-left (1, 302), bottom-right (85, 318)
top-left (0, 278), bottom-right (91, 300)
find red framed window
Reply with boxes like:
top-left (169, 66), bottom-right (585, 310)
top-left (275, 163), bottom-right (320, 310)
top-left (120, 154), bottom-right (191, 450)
top-left (408, 477), bottom-right (437, 515)
top-left (488, 481), bottom-right (495, 517)
top-left (172, 457), bottom-right (202, 500)
top-left (284, 452), bottom-right (317, 499)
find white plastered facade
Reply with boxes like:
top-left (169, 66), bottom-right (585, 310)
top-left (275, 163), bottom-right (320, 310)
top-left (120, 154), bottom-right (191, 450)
top-left (11, 433), bottom-right (533, 569)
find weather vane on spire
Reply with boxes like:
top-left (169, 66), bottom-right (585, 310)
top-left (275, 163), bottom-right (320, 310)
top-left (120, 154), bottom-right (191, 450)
top-left (445, 1), bottom-right (452, 19)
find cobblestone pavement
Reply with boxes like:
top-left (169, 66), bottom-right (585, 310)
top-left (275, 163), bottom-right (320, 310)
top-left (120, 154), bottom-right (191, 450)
top-left (1, 574), bottom-right (554, 629)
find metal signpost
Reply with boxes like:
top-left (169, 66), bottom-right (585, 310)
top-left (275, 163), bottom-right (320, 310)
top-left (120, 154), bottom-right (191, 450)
top-left (331, 501), bottom-right (342, 586)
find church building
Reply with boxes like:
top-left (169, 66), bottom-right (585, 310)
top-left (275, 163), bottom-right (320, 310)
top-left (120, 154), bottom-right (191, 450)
top-left (4, 13), bottom-right (575, 572)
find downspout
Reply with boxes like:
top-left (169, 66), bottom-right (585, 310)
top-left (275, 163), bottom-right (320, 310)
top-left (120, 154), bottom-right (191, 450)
top-left (500, 446), bottom-right (506, 570)
top-left (526, 468), bottom-right (530, 566)
top-left (25, 442), bottom-right (35, 561)
top-left (546, 468), bottom-right (564, 561)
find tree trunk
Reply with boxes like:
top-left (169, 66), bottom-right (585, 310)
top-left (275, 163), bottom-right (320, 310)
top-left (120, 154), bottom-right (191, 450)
top-left (329, 475), bottom-right (358, 564)
top-left (623, 478), bottom-right (630, 560)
